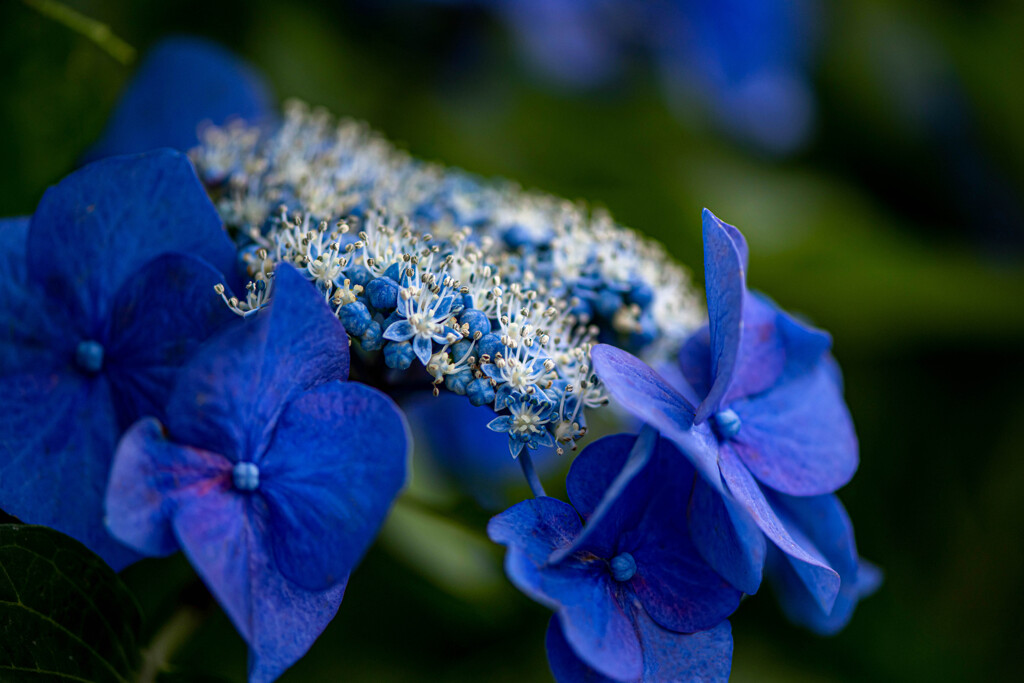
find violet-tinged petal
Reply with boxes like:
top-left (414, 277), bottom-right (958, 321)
top-left (165, 264), bottom-right (348, 461)
top-left (676, 328), bottom-right (713, 404)
top-left (488, 497), bottom-right (643, 681)
top-left (105, 417), bottom-right (232, 557)
top-left (27, 150), bottom-right (237, 329)
top-left (88, 36), bottom-right (274, 160)
top-left (172, 493), bottom-right (345, 683)
top-left (0, 217), bottom-right (28, 282)
top-left (565, 433), bottom-right (635, 519)
top-left (730, 355), bottom-right (858, 496)
top-left (631, 606), bottom-right (733, 682)
top-left (546, 610), bottom-right (734, 683)
top-left (688, 474), bottom-right (766, 595)
top-left (694, 209), bottom-right (746, 424)
top-left (545, 616), bottom-right (617, 683)
top-left (104, 253), bottom-right (236, 428)
top-left (259, 382), bottom-right (408, 591)
top-left (766, 492), bottom-right (881, 634)
top-left (0, 373), bottom-right (138, 569)
top-left (591, 344), bottom-right (724, 493)
top-left (721, 293), bottom-right (787, 404)
top-left (718, 444), bottom-right (839, 613)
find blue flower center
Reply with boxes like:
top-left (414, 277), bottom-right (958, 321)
top-left (75, 340), bottom-right (104, 374)
top-left (610, 552), bottom-right (637, 582)
top-left (713, 409), bottom-right (742, 440)
top-left (233, 462), bottom-right (260, 491)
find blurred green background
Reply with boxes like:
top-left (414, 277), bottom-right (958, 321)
top-left (2, 1), bottom-right (1023, 681)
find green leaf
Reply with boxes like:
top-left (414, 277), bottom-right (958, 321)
top-left (0, 524), bottom-right (142, 682)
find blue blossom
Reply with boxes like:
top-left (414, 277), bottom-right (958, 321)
top-left (105, 264), bottom-right (409, 683)
top-left (0, 150), bottom-right (239, 568)
top-left (489, 427), bottom-right (738, 682)
top-left (88, 36), bottom-right (274, 161)
top-left (592, 209), bottom-right (871, 622)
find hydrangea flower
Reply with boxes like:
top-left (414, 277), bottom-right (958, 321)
top-left (105, 263), bottom-right (409, 683)
top-left (0, 149), bottom-right (239, 568)
top-left (592, 209), bottom-right (868, 620)
top-left (489, 427), bottom-right (739, 682)
top-left (88, 35), bottom-right (273, 160)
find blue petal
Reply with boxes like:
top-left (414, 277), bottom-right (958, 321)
top-left (488, 497), bottom-right (642, 681)
top-left (631, 607), bottom-right (733, 682)
top-left (104, 254), bottom-right (236, 428)
top-left (0, 217), bottom-right (28, 283)
top-left (259, 382), bottom-right (409, 591)
top-left (591, 344), bottom-right (723, 493)
top-left (565, 433), bottom-right (636, 519)
top-left (382, 319), bottom-right (415, 342)
top-left (688, 474), bottom-right (766, 595)
top-left (172, 492), bottom-right (345, 683)
top-left (165, 264), bottom-right (349, 461)
top-left (766, 493), bottom-right (881, 634)
top-left (413, 334), bottom-right (433, 366)
top-left (694, 209), bottom-right (746, 424)
top-left (27, 150), bottom-right (238, 329)
top-left (717, 445), bottom-right (840, 612)
top-left (730, 353), bottom-right (857, 496)
top-left (547, 611), bottom-right (733, 683)
top-left (0, 373), bottom-right (138, 569)
top-left (88, 36), bottom-right (274, 160)
top-left (105, 417), bottom-right (232, 557)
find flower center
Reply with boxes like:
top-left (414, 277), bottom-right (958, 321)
top-left (713, 409), bottom-right (742, 440)
top-left (233, 462), bottom-right (260, 491)
top-left (610, 552), bottom-right (637, 582)
top-left (75, 340), bottom-right (104, 374)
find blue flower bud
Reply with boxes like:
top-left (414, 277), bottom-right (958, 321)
top-left (347, 264), bottom-right (374, 287)
top-left (466, 377), bottom-right (495, 406)
top-left (445, 369), bottom-right (474, 395)
top-left (610, 552), bottom-right (637, 582)
top-left (627, 281), bottom-right (655, 308)
top-left (366, 276), bottom-right (399, 311)
top-left (232, 461), bottom-right (260, 491)
top-left (360, 320), bottom-right (384, 351)
top-left (384, 340), bottom-right (415, 370)
top-left (595, 289), bottom-right (624, 319)
top-left (476, 333), bottom-right (506, 360)
top-left (713, 409), bottom-right (742, 440)
top-left (459, 308), bottom-right (491, 339)
top-left (383, 262), bottom-right (402, 281)
top-left (75, 340), bottom-right (104, 374)
top-left (339, 301), bottom-right (372, 336)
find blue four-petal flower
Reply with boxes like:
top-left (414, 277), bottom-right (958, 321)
top-left (0, 150), bottom-right (240, 568)
top-left (489, 427), bottom-right (739, 682)
top-left (105, 263), bottom-right (409, 683)
top-left (592, 209), bottom-right (875, 624)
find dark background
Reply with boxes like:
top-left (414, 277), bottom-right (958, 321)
top-left (2, 1), bottom-right (1023, 681)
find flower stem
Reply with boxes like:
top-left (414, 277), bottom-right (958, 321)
top-left (20, 0), bottom-right (136, 65)
top-left (136, 604), bottom-right (205, 683)
top-left (519, 450), bottom-right (546, 498)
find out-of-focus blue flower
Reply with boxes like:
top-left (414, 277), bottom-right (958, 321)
top-left (418, 0), bottom-right (819, 153)
top-left (88, 36), bottom-right (274, 160)
top-left (105, 264), bottom-right (409, 683)
top-left (592, 209), bottom-right (868, 623)
top-left (0, 150), bottom-right (239, 569)
top-left (402, 391), bottom-right (556, 508)
top-left (489, 427), bottom-right (738, 682)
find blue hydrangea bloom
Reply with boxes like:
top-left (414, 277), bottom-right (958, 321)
top-left (0, 150), bottom-right (239, 568)
top-left (105, 264), bottom-right (409, 683)
top-left (489, 427), bottom-right (738, 682)
top-left (88, 36), bottom-right (274, 160)
top-left (592, 209), bottom-right (864, 618)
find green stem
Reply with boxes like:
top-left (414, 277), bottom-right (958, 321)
top-left (136, 605), bottom-right (205, 683)
top-left (20, 0), bottom-right (136, 65)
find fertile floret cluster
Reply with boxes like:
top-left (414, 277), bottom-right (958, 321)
top-left (191, 100), bottom-right (703, 456)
